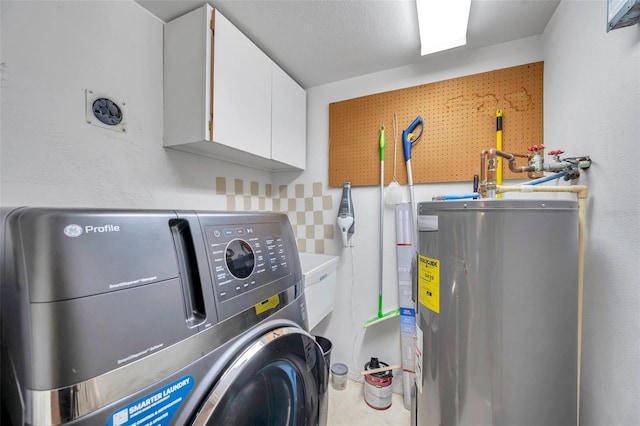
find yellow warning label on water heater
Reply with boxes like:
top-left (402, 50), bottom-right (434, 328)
top-left (418, 255), bottom-right (440, 313)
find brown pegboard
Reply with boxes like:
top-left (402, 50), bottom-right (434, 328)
top-left (328, 62), bottom-right (543, 187)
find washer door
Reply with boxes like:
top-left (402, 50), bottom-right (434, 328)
top-left (192, 327), bottom-right (328, 426)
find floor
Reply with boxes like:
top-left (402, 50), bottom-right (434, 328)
top-left (327, 379), bottom-right (410, 426)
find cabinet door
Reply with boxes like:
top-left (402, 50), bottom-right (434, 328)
top-left (164, 5), bottom-right (211, 147)
top-left (212, 9), bottom-right (271, 160)
top-left (271, 66), bottom-right (306, 170)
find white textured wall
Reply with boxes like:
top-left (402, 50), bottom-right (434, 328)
top-left (0, 0), bottom-right (271, 210)
top-left (543, 1), bottom-right (640, 424)
top-left (3, 1), bottom-right (638, 420)
top-left (288, 36), bottom-right (545, 388)
top-left (291, 3), bottom-right (640, 417)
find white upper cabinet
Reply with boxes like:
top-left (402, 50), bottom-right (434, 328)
top-left (213, 8), bottom-right (272, 160)
top-left (163, 5), bottom-right (306, 171)
top-left (271, 65), bottom-right (306, 170)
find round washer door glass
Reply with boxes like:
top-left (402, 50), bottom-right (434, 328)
top-left (192, 327), bottom-right (328, 426)
top-left (213, 360), bottom-right (304, 424)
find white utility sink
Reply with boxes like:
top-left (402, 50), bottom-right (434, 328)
top-left (298, 253), bottom-right (339, 330)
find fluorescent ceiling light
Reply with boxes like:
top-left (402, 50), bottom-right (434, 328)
top-left (416, 0), bottom-right (472, 56)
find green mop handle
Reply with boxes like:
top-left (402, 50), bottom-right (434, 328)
top-left (380, 125), bottom-right (385, 161)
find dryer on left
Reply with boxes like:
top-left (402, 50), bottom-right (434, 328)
top-left (1, 207), bottom-right (328, 426)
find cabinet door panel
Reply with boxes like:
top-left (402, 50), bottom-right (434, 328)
top-left (164, 6), bottom-right (210, 146)
top-left (213, 10), bottom-right (271, 159)
top-left (271, 66), bottom-right (306, 170)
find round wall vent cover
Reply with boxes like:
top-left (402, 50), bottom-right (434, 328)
top-left (92, 98), bottom-right (123, 126)
top-left (84, 89), bottom-right (127, 132)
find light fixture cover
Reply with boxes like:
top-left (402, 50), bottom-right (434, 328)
top-left (417, 0), bottom-right (472, 56)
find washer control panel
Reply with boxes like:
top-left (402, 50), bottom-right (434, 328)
top-left (204, 223), bottom-right (290, 302)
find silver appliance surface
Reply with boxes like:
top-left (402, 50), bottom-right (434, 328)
top-left (413, 199), bottom-right (579, 426)
top-left (1, 207), bottom-right (328, 426)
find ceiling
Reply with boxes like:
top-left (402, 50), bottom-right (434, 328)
top-left (136, 0), bottom-right (560, 89)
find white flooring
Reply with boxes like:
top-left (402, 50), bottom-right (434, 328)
top-left (327, 379), bottom-right (410, 426)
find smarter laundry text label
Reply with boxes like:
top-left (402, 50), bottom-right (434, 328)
top-left (418, 255), bottom-right (440, 313)
top-left (107, 376), bottom-right (194, 426)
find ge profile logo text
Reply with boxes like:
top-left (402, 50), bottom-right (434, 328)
top-left (63, 223), bottom-right (121, 237)
top-left (63, 224), bottom-right (83, 238)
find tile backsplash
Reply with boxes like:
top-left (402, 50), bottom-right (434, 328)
top-left (217, 178), bottom-right (334, 253)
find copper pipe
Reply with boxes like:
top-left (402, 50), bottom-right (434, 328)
top-left (486, 150), bottom-right (497, 198)
top-left (480, 148), bottom-right (535, 198)
top-left (490, 148), bottom-right (534, 173)
top-left (479, 150), bottom-right (490, 198)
